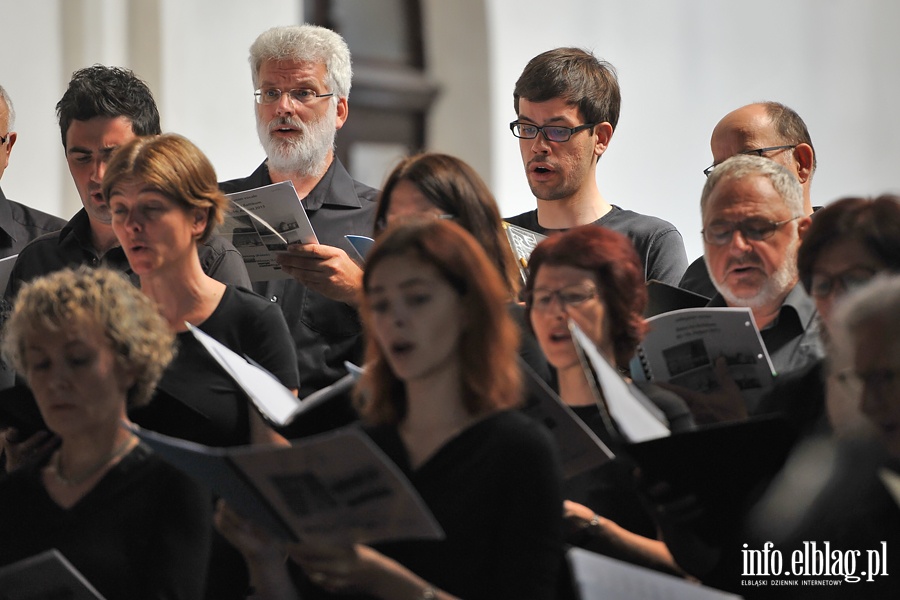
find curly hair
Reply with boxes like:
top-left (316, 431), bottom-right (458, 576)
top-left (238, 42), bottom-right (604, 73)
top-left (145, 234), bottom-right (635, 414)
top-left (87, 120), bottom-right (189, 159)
top-left (250, 25), bottom-right (351, 100)
top-left (56, 65), bottom-right (160, 149)
top-left (524, 224), bottom-right (647, 369)
top-left (357, 220), bottom-right (521, 425)
top-left (2, 267), bottom-right (175, 408)
top-left (102, 133), bottom-right (227, 243)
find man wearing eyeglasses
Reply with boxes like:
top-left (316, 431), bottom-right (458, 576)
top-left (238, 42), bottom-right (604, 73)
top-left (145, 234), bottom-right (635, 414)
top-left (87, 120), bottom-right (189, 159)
top-left (220, 25), bottom-right (378, 410)
top-left (0, 85), bottom-right (66, 261)
top-left (681, 102), bottom-right (817, 298)
top-left (700, 154), bottom-right (822, 377)
top-left (506, 48), bottom-right (687, 286)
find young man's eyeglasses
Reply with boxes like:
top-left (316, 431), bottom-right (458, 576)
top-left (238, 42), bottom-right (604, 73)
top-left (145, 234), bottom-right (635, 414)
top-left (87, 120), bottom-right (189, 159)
top-left (510, 122), bottom-right (597, 143)
top-left (701, 216), bottom-right (801, 246)
top-left (254, 88), bottom-right (334, 105)
top-left (703, 145), bottom-right (797, 177)
top-left (527, 283), bottom-right (598, 313)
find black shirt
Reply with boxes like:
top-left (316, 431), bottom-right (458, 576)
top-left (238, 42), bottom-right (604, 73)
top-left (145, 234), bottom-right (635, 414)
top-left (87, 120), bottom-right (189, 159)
top-left (220, 160), bottom-right (378, 403)
top-left (0, 186), bottom-right (66, 260)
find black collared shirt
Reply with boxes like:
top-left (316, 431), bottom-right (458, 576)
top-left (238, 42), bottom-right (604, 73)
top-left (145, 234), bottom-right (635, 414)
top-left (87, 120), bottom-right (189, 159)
top-left (0, 187), bottom-right (66, 260)
top-left (220, 159), bottom-right (379, 402)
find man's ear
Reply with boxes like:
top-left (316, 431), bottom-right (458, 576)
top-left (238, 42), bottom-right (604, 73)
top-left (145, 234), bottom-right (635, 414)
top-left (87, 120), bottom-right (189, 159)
top-left (793, 143), bottom-right (814, 184)
top-left (335, 97), bottom-right (349, 131)
top-left (594, 122), bottom-right (614, 158)
top-left (1, 131), bottom-right (16, 170)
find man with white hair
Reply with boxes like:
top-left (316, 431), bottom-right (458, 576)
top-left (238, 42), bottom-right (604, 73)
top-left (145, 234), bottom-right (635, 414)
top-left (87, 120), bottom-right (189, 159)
top-left (221, 25), bottom-right (378, 404)
top-left (0, 84), bottom-right (66, 260)
top-left (700, 154), bottom-right (823, 375)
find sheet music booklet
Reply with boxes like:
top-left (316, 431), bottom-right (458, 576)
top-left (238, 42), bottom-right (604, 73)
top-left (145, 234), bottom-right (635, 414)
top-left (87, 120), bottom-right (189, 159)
top-left (0, 548), bottom-right (107, 600)
top-left (221, 181), bottom-right (318, 281)
top-left (501, 221), bottom-right (547, 284)
top-left (130, 423), bottom-right (444, 545)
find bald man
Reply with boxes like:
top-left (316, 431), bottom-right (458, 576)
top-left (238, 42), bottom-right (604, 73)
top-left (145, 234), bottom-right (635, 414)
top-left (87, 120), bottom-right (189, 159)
top-left (681, 102), bottom-right (817, 298)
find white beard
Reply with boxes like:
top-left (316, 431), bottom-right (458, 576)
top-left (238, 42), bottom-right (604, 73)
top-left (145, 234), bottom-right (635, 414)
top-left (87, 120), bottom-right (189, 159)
top-left (257, 103), bottom-right (337, 178)
top-left (708, 235), bottom-right (800, 310)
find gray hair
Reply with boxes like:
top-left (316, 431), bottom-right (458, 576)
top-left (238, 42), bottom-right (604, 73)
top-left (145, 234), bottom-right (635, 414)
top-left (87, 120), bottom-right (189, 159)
top-left (701, 154), bottom-right (804, 218)
top-left (249, 25), bottom-right (352, 99)
top-left (0, 84), bottom-right (15, 131)
top-left (834, 274), bottom-right (900, 344)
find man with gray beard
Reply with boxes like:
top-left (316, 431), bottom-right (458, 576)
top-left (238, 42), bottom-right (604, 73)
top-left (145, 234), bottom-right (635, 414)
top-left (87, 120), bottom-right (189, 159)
top-left (221, 25), bottom-right (378, 419)
top-left (700, 154), bottom-right (823, 376)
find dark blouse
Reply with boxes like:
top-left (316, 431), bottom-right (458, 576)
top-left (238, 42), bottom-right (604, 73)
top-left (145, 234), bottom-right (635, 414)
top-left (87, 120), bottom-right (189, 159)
top-left (295, 410), bottom-right (566, 600)
top-left (0, 444), bottom-right (212, 599)
top-left (131, 285), bottom-right (299, 447)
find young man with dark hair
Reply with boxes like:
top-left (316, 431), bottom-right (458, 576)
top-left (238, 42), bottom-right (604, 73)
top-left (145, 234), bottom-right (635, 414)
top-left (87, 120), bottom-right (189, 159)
top-left (5, 65), bottom-right (250, 298)
top-left (507, 48), bottom-right (687, 285)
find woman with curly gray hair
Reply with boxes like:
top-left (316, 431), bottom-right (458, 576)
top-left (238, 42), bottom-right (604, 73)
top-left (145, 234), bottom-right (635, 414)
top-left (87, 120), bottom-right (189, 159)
top-left (0, 267), bottom-right (211, 599)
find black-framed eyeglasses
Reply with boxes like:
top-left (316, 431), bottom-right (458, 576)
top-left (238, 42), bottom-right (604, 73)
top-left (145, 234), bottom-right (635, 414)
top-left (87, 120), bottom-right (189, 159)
top-left (527, 283), bottom-right (598, 313)
top-left (510, 121), bottom-right (597, 143)
top-left (703, 145), bottom-right (797, 177)
top-left (254, 88), bottom-right (334, 105)
top-left (809, 267), bottom-right (880, 300)
top-left (701, 216), bottom-right (801, 246)
top-left (0, 133), bottom-right (8, 145)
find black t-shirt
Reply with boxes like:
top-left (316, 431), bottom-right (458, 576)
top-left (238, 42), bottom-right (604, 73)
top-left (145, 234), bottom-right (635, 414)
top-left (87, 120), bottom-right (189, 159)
top-left (505, 206), bottom-right (688, 286)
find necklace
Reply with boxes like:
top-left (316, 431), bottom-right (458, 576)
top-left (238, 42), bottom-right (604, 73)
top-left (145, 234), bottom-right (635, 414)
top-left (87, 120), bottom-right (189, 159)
top-left (52, 435), bottom-right (137, 487)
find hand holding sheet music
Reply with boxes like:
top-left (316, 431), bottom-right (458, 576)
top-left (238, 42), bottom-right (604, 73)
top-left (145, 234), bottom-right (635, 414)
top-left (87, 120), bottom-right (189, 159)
top-left (630, 307), bottom-right (776, 415)
top-left (221, 181), bottom-right (318, 281)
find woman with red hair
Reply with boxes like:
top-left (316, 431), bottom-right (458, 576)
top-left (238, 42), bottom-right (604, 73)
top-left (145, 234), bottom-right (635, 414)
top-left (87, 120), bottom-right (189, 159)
top-left (218, 219), bottom-right (565, 599)
top-left (525, 224), bottom-right (693, 575)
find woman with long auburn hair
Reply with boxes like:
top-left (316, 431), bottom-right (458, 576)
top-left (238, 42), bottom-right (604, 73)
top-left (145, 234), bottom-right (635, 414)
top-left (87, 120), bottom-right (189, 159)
top-left (217, 219), bottom-right (566, 600)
